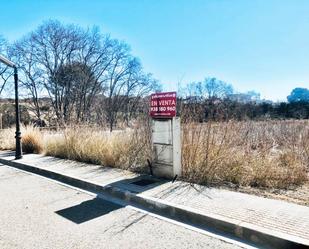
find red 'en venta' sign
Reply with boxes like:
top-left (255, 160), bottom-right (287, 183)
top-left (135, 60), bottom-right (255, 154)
top-left (150, 92), bottom-right (176, 118)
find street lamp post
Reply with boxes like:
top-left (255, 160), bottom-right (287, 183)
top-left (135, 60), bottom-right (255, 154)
top-left (0, 54), bottom-right (22, 159)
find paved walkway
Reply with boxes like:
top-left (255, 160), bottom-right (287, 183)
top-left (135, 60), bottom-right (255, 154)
top-left (0, 151), bottom-right (308, 246)
top-left (143, 182), bottom-right (309, 241)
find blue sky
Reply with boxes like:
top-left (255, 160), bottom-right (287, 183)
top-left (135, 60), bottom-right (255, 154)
top-left (0, 0), bottom-right (309, 101)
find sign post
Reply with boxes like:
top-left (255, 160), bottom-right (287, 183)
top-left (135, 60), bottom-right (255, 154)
top-left (150, 92), bottom-right (181, 178)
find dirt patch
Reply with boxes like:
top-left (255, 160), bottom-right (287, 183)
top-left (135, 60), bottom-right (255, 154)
top-left (224, 182), bottom-right (309, 206)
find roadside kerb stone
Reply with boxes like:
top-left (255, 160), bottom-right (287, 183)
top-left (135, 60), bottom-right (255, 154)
top-left (0, 155), bottom-right (308, 249)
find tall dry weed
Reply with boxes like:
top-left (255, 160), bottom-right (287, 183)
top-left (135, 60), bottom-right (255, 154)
top-left (22, 126), bottom-right (44, 154)
top-left (45, 124), bottom-right (152, 172)
top-left (0, 126), bottom-right (45, 153)
top-left (182, 120), bottom-right (308, 188)
top-left (0, 119), bottom-right (307, 190)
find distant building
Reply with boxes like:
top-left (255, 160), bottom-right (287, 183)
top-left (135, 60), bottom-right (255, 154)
top-left (227, 91), bottom-right (263, 103)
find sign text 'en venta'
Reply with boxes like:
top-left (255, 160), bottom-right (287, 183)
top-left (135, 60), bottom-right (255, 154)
top-left (150, 92), bottom-right (176, 118)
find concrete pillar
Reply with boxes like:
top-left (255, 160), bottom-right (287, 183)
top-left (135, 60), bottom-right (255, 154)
top-left (152, 117), bottom-right (182, 178)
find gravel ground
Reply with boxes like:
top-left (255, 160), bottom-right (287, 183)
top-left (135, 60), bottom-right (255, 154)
top-left (0, 165), bottom-right (245, 249)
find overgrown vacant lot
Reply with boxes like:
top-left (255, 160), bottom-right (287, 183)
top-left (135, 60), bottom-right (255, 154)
top-left (0, 119), bottom-right (308, 204)
top-left (182, 120), bottom-right (309, 188)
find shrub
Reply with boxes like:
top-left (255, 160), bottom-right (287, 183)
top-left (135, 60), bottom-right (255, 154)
top-left (21, 126), bottom-right (44, 154)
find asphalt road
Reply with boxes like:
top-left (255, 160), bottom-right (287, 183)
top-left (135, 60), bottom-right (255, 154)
top-left (0, 165), bottom-right (245, 249)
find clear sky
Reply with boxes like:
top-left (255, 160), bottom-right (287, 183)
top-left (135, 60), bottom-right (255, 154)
top-left (0, 0), bottom-right (308, 101)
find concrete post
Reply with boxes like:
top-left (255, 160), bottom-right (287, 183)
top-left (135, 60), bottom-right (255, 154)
top-left (172, 117), bottom-right (181, 177)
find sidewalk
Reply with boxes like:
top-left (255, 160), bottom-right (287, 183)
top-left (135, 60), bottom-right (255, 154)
top-left (0, 151), bottom-right (308, 249)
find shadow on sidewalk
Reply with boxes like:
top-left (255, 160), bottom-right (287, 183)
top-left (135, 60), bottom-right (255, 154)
top-left (0, 151), bottom-right (15, 158)
top-left (109, 175), bottom-right (167, 194)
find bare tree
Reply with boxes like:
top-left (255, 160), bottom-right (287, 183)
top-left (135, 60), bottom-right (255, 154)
top-left (102, 42), bottom-right (160, 131)
top-left (10, 37), bottom-right (44, 120)
top-left (123, 71), bottom-right (160, 124)
top-left (204, 77), bottom-right (233, 100)
top-left (0, 36), bottom-right (12, 96)
top-left (51, 61), bottom-right (101, 123)
top-left (75, 30), bottom-right (116, 122)
top-left (103, 42), bottom-right (138, 130)
top-left (11, 20), bottom-right (161, 128)
top-left (28, 20), bottom-right (85, 123)
top-left (183, 78), bottom-right (233, 100)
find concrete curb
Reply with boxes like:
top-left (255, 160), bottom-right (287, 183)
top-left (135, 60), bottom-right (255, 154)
top-left (0, 157), bottom-right (308, 249)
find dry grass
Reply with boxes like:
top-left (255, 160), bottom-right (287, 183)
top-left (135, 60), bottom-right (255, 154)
top-left (44, 125), bottom-right (151, 172)
top-left (0, 128), bottom-right (15, 150)
top-left (0, 119), bottom-right (308, 190)
top-left (0, 126), bottom-right (45, 153)
top-left (182, 120), bottom-right (309, 188)
top-left (22, 126), bottom-right (44, 154)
